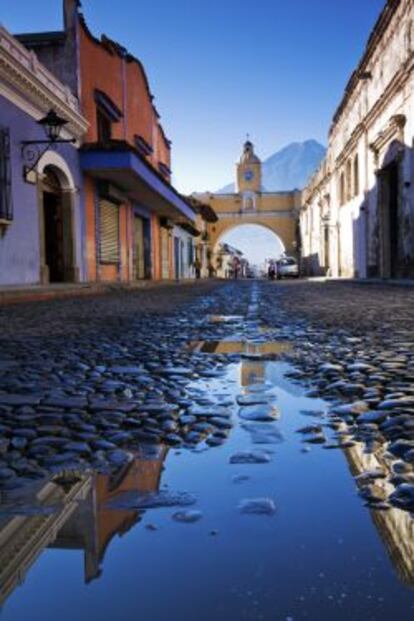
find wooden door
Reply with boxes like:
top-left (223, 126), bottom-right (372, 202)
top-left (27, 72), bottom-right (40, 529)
top-left (134, 216), bottom-right (145, 279)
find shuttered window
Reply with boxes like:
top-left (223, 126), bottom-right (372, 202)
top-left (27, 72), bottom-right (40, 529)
top-left (99, 199), bottom-right (119, 263)
top-left (0, 127), bottom-right (12, 221)
top-left (161, 228), bottom-right (169, 279)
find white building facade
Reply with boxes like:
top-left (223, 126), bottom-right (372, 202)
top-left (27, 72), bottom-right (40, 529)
top-left (301, 0), bottom-right (414, 279)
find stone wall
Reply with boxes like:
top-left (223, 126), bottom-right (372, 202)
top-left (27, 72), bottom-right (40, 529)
top-left (301, 0), bottom-right (414, 279)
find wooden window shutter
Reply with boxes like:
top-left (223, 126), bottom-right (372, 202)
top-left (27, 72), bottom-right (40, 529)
top-left (99, 199), bottom-right (119, 263)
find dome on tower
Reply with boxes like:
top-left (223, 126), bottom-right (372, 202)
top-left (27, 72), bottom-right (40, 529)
top-left (240, 140), bottom-right (261, 164)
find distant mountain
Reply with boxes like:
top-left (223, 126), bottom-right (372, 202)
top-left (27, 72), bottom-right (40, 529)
top-left (218, 139), bottom-right (326, 193)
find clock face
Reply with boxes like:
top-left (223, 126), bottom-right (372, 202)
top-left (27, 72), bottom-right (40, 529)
top-left (244, 169), bottom-right (254, 182)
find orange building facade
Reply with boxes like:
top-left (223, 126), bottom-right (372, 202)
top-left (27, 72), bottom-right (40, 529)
top-left (19, 0), bottom-right (197, 283)
top-left (77, 6), bottom-right (194, 282)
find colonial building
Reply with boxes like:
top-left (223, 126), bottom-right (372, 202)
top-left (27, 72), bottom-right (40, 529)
top-left (0, 25), bottom-right (87, 286)
top-left (215, 243), bottom-right (247, 279)
top-left (301, 0), bottom-right (414, 279)
top-left (195, 140), bottom-right (300, 273)
top-left (185, 196), bottom-right (218, 277)
top-left (16, 0), bottom-right (197, 283)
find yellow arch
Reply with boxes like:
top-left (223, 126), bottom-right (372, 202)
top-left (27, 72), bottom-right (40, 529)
top-left (214, 221), bottom-right (286, 253)
top-left (207, 214), bottom-right (296, 255)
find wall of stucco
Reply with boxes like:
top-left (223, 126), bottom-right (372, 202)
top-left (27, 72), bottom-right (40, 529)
top-left (0, 95), bottom-right (84, 285)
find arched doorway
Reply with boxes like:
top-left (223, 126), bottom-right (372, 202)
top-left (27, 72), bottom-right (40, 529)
top-left (42, 167), bottom-right (65, 283)
top-left (38, 159), bottom-right (78, 284)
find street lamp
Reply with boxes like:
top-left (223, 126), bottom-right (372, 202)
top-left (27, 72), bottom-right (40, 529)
top-left (21, 108), bottom-right (76, 179)
top-left (37, 109), bottom-right (69, 142)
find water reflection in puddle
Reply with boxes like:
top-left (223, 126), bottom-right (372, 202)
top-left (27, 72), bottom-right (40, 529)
top-left (0, 358), bottom-right (414, 620)
top-left (207, 315), bottom-right (244, 324)
top-left (189, 340), bottom-right (291, 356)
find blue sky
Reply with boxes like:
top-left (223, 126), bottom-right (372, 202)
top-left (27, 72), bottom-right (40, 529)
top-left (223, 225), bottom-right (285, 267)
top-left (2, 0), bottom-right (385, 196)
top-left (1, 0), bottom-right (385, 263)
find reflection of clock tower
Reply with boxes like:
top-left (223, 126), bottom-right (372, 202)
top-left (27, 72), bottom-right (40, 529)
top-left (237, 140), bottom-right (262, 193)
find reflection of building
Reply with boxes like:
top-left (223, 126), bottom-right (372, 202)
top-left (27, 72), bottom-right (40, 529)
top-left (240, 358), bottom-right (266, 387)
top-left (194, 141), bottom-right (300, 267)
top-left (0, 474), bottom-right (92, 607)
top-left (300, 0), bottom-right (414, 279)
top-left (0, 447), bottom-right (167, 607)
top-left (91, 447), bottom-right (167, 580)
top-left (344, 438), bottom-right (414, 586)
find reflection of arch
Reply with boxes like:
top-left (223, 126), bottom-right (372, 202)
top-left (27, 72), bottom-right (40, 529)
top-left (36, 151), bottom-right (79, 283)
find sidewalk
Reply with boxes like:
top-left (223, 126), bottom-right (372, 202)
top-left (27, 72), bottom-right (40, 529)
top-left (305, 277), bottom-right (414, 287)
top-left (0, 279), bottom-right (202, 306)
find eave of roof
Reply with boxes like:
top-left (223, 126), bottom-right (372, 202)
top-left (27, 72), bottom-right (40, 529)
top-left (81, 139), bottom-right (195, 218)
top-left (330, 0), bottom-right (401, 133)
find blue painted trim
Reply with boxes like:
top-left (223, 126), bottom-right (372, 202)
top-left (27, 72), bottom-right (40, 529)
top-left (133, 203), bottom-right (151, 219)
top-left (80, 150), bottom-right (195, 221)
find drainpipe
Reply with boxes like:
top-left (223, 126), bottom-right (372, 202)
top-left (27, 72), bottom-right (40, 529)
top-left (362, 72), bottom-right (372, 279)
top-left (120, 51), bottom-right (129, 278)
top-left (121, 52), bottom-right (128, 140)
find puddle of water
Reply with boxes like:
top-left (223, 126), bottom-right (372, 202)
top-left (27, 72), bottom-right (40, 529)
top-left (189, 340), bottom-right (291, 356)
top-left (207, 315), bottom-right (244, 324)
top-left (0, 355), bottom-right (413, 620)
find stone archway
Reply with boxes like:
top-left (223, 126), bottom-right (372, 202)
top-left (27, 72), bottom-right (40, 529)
top-left (194, 186), bottom-right (300, 276)
top-left (214, 221), bottom-right (286, 253)
top-left (207, 214), bottom-right (296, 257)
top-left (36, 152), bottom-right (79, 284)
top-left (212, 222), bottom-right (287, 278)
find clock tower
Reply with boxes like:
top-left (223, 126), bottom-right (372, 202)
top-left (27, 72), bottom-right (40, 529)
top-left (237, 139), bottom-right (262, 194)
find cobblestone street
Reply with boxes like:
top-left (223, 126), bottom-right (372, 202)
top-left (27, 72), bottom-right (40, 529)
top-left (2, 279), bottom-right (414, 482)
top-left (1, 280), bottom-right (414, 620)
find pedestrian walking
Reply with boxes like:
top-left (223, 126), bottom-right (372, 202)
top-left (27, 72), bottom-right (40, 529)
top-left (193, 258), bottom-right (201, 279)
top-left (232, 256), bottom-right (241, 279)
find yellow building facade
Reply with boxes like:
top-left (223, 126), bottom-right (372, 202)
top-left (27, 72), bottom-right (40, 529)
top-left (194, 141), bottom-right (301, 268)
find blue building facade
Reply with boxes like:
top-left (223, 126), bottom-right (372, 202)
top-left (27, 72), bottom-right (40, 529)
top-left (0, 25), bottom-right (87, 285)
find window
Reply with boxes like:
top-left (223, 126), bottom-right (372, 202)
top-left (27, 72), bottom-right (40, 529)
top-left (0, 127), bottom-right (12, 221)
top-left (94, 90), bottom-right (122, 143)
top-left (188, 239), bottom-right (194, 266)
top-left (99, 198), bottom-right (119, 263)
top-left (243, 192), bottom-right (255, 210)
top-left (97, 108), bottom-right (112, 143)
top-left (346, 159), bottom-right (352, 202)
top-left (354, 154), bottom-right (359, 197)
top-left (339, 172), bottom-right (345, 206)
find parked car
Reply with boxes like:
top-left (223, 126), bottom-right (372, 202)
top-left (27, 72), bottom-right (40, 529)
top-left (276, 257), bottom-right (299, 279)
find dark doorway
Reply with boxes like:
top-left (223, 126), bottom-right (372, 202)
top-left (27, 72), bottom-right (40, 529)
top-left (134, 216), bottom-right (145, 279)
top-left (323, 227), bottom-right (330, 275)
top-left (380, 161), bottom-right (400, 278)
top-left (174, 237), bottom-right (180, 279)
top-left (43, 168), bottom-right (65, 283)
top-left (388, 162), bottom-right (399, 278)
top-left (143, 219), bottom-right (152, 279)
